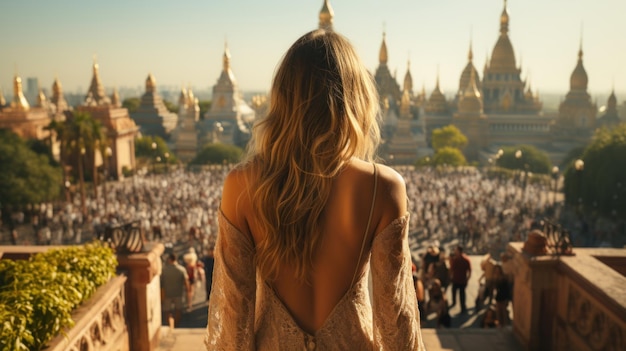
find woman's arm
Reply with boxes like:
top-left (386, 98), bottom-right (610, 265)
top-left (205, 170), bottom-right (256, 351)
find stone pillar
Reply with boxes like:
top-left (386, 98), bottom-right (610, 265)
top-left (117, 243), bottom-right (164, 351)
top-left (508, 242), bottom-right (559, 351)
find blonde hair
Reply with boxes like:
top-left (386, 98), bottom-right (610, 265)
top-left (242, 29), bottom-right (381, 282)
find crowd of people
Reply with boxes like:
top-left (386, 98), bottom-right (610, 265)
top-left (0, 164), bottom-right (598, 329)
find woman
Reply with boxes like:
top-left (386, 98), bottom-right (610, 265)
top-left (493, 264), bottom-right (511, 327)
top-left (206, 29), bottom-right (424, 350)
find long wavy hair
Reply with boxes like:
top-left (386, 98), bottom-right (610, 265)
top-left (242, 29), bottom-right (381, 282)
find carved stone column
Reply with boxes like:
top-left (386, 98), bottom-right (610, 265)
top-left (117, 243), bottom-right (164, 351)
top-left (507, 242), bottom-right (559, 351)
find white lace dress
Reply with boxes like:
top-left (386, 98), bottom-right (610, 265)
top-left (205, 210), bottom-right (425, 350)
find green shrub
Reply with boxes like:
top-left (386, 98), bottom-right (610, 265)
top-left (0, 243), bottom-right (117, 351)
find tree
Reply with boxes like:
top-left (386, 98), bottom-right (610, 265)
top-left (431, 147), bottom-right (467, 167)
top-left (563, 124), bottom-right (626, 218)
top-left (64, 112), bottom-right (105, 215)
top-left (198, 100), bottom-right (212, 119)
top-left (122, 97), bottom-right (140, 113)
top-left (495, 144), bottom-right (552, 174)
top-left (431, 125), bottom-right (468, 152)
top-left (163, 99), bottom-right (178, 113)
top-left (135, 135), bottom-right (176, 163)
top-left (0, 129), bottom-right (62, 211)
top-left (191, 143), bottom-right (243, 165)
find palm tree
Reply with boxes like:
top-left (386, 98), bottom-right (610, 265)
top-left (64, 111), bottom-right (104, 217)
top-left (45, 119), bottom-right (69, 200)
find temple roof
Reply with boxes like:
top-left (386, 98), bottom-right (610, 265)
top-left (459, 40), bottom-right (481, 93)
top-left (570, 45), bottom-right (588, 91)
top-left (458, 69), bottom-right (483, 114)
top-left (403, 59), bottom-right (413, 93)
top-left (84, 57), bottom-right (111, 106)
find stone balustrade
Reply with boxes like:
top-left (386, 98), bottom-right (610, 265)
top-left (508, 242), bottom-right (626, 351)
top-left (46, 275), bottom-right (129, 351)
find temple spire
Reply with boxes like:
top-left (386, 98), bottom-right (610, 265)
top-left (0, 87), bottom-right (6, 106)
top-left (223, 41), bottom-right (231, 72)
top-left (379, 30), bottom-right (388, 64)
top-left (500, 0), bottom-right (509, 34)
top-left (319, 0), bottom-right (334, 31)
top-left (11, 74), bottom-right (30, 111)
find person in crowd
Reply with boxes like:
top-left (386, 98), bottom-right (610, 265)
top-left (206, 29), bottom-right (424, 349)
top-left (413, 264), bottom-right (426, 326)
top-left (161, 253), bottom-right (189, 328)
top-left (426, 278), bottom-right (451, 328)
top-left (431, 249), bottom-right (450, 292)
top-left (481, 305), bottom-right (498, 328)
top-left (183, 248), bottom-right (199, 310)
top-left (202, 248), bottom-right (215, 302)
top-left (450, 245), bottom-right (472, 314)
top-left (493, 264), bottom-right (512, 326)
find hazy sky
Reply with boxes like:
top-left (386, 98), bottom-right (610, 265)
top-left (1, 0), bottom-right (625, 99)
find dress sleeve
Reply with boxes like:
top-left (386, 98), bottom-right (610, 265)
top-left (205, 209), bottom-right (256, 351)
top-left (371, 214), bottom-right (425, 351)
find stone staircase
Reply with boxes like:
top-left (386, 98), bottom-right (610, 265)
top-left (157, 327), bottom-right (522, 351)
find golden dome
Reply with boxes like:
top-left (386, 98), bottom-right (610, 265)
top-left (379, 32), bottom-right (388, 64)
top-left (490, 35), bottom-right (516, 72)
top-left (459, 41), bottom-right (480, 93)
top-left (319, 0), bottom-right (334, 30)
top-left (146, 73), bottom-right (157, 93)
top-left (490, 0), bottom-right (516, 72)
top-left (459, 69), bottom-right (483, 114)
top-left (403, 59), bottom-right (413, 92)
top-left (570, 48), bottom-right (588, 91)
top-left (429, 72), bottom-right (447, 106)
top-left (11, 75), bottom-right (30, 111)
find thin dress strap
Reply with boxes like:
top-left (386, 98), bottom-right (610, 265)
top-left (350, 163), bottom-right (378, 288)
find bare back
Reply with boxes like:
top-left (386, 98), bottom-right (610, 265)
top-left (220, 158), bottom-right (407, 334)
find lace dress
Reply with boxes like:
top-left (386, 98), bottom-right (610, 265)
top-left (205, 208), bottom-right (425, 351)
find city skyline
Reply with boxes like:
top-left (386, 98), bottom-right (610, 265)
top-left (1, 0), bottom-right (625, 100)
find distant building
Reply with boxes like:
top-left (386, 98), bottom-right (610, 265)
top-left (74, 59), bottom-right (139, 179)
top-left (596, 90), bottom-right (621, 127)
top-left (201, 43), bottom-right (256, 148)
top-left (0, 75), bottom-right (51, 140)
top-left (131, 73), bottom-right (178, 140)
top-left (319, 0), bottom-right (334, 31)
top-left (170, 87), bottom-right (199, 162)
top-left (373, 0), bottom-right (607, 165)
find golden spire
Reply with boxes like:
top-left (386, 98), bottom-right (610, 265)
top-left (379, 31), bottom-right (388, 64)
top-left (37, 87), bottom-right (48, 108)
top-left (468, 38), bottom-right (473, 62)
top-left (223, 41), bottom-right (231, 72)
top-left (146, 73), bottom-right (156, 93)
top-left (459, 68), bottom-right (483, 114)
top-left (111, 87), bottom-right (121, 107)
top-left (178, 85), bottom-right (188, 108)
top-left (570, 37), bottom-right (588, 91)
top-left (85, 55), bottom-right (109, 105)
top-left (403, 57), bottom-right (413, 93)
top-left (11, 75), bottom-right (30, 111)
top-left (500, 0), bottom-right (509, 34)
top-left (435, 65), bottom-right (441, 91)
top-left (319, 0), bottom-right (334, 31)
top-left (52, 76), bottom-right (62, 96)
top-left (0, 87), bottom-right (6, 106)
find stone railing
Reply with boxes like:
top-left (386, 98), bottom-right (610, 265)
top-left (1, 243), bottom-right (164, 351)
top-left (46, 275), bottom-right (129, 351)
top-left (508, 241), bottom-right (626, 351)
